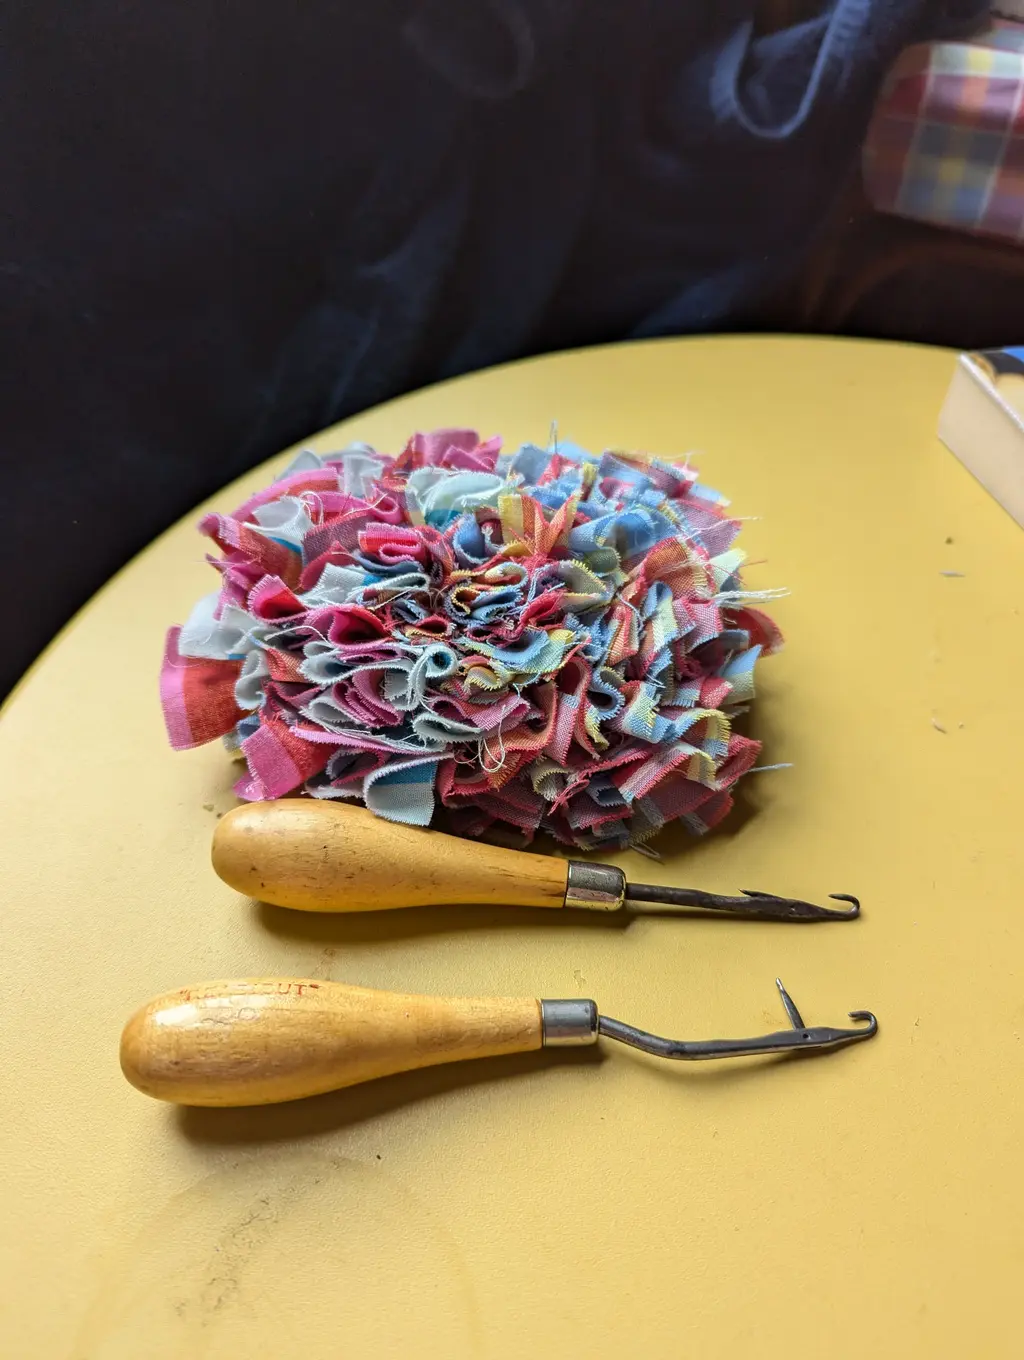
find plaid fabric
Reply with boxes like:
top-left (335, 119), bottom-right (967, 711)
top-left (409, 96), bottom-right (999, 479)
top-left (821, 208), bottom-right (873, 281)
top-left (162, 430), bottom-right (784, 849)
top-left (863, 20), bottom-right (1024, 240)
top-left (160, 628), bottom-right (242, 750)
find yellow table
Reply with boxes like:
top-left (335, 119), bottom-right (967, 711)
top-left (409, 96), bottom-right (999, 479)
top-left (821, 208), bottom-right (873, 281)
top-left (3, 337), bottom-right (1022, 1359)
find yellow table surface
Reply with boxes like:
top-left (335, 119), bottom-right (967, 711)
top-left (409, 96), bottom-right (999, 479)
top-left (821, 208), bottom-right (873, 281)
top-left (3, 336), bottom-right (1023, 1359)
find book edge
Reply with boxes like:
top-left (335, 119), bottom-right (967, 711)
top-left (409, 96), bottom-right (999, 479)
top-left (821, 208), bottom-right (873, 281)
top-left (939, 357), bottom-right (1024, 531)
top-left (959, 353), bottom-right (1024, 436)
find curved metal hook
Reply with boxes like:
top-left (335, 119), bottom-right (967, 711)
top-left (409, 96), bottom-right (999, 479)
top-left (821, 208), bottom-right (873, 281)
top-left (624, 884), bottom-right (861, 922)
top-left (598, 979), bottom-right (878, 1062)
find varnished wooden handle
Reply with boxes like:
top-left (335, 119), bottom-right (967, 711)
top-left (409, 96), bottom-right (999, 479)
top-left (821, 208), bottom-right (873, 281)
top-left (120, 978), bottom-right (543, 1106)
top-left (211, 801), bottom-right (569, 912)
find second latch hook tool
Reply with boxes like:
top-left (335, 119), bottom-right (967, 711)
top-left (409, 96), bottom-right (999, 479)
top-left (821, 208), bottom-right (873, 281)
top-left (212, 801), bottom-right (860, 921)
top-left (121, 976), bottom-right (878, 1107)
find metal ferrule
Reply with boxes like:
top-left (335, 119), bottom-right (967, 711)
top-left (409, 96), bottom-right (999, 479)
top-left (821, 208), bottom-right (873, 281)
top-left (540, 999), bottom-right (600, 1047)
top-left (564, 861), bottom-right (626, 912)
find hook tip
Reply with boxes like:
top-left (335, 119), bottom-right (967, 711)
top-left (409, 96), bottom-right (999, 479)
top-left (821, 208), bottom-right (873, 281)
top-left (847, 1009), bottom-right (878, 1036)
top-left (828, 893), bottom-right (861, 917)
top-left (738, 890), bottom-right (861, 921)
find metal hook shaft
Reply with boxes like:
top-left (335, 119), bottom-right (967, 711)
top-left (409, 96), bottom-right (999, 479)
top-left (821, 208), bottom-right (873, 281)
top-left (562, 863), bottom-right (860, 921)
top-left (595, 979), bottom-right (877, 1061)
top-left (623, 885), bottom-right (861, 922)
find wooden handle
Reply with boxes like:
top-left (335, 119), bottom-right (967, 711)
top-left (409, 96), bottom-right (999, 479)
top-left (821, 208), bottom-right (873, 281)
top-left (120, 978), bottom-right (543, 1106)
top-left (211, 800), bottom-right (569, 912)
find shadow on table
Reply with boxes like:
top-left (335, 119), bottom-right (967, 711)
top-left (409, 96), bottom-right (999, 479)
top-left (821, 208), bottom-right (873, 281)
top-left (175, 1033), bottom-right (831, 1148)
top-left (252, 896), bottom-right (635, 946)
top-left (176, 1045), bottom-right (606, 1146)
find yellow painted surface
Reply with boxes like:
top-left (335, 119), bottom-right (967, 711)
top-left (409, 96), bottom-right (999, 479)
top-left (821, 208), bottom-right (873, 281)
top-left (2, 336), bottom-right (1023, 1358)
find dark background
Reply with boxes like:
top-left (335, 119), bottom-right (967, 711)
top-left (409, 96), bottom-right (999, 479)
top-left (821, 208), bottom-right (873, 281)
top-left (0, 0), bottom-right (995, 697)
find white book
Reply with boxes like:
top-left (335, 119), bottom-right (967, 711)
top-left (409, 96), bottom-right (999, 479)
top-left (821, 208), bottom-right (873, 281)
top-left (939, 347), bottom-right (1024, 529)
